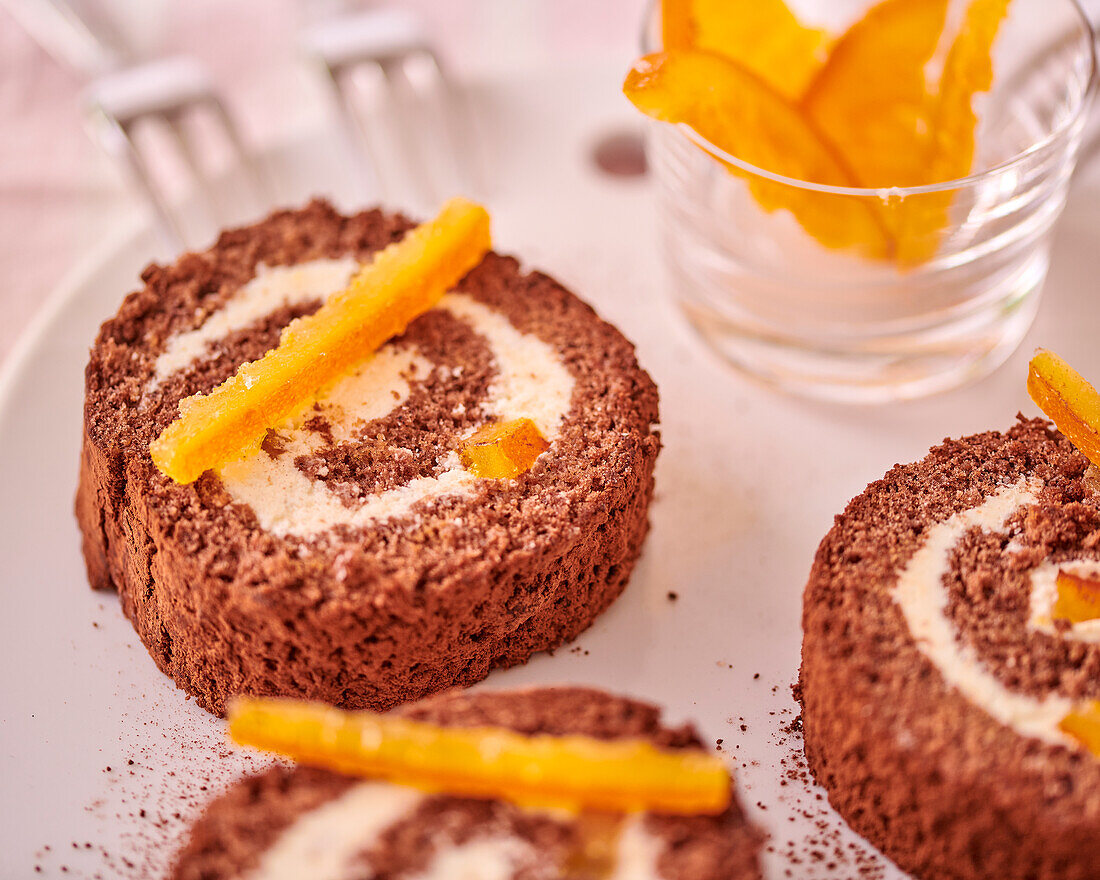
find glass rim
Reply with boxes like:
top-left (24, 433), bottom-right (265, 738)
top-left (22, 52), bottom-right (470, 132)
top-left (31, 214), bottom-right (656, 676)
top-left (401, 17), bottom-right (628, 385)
top-left (646, 0), bottom-right (1099, 198)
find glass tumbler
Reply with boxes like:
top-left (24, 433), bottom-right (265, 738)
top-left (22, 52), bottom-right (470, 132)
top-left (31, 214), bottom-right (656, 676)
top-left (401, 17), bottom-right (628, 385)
top-left (643, 0), bottom-right (1098, 402)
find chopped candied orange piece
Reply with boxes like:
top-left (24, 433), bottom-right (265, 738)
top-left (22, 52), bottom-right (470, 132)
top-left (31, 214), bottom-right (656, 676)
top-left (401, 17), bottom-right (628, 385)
top-left (1027, 349), bottom-right (1100, 470)
top-left (1060, 701), bottom-right (1100, 756)
top-left (1053, 570), bottom-right (1100, 624)
top-left (802, 0), bottom-right (948, 190)
top-left (563, 814), bottom-right (623, 876)
top-left (460, 418), bottom-right (550, 479)
top-left (662, 0), bottom-right (830, 100)
top-left (150, 198), bottom-right (491, 484)
top-left (624, 50), bottom-right (892, 259)
top-left (228, 697), bottom-right (732, 816)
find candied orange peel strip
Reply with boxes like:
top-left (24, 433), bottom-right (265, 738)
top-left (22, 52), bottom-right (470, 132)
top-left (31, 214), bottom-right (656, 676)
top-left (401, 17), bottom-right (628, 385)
top-left (460, 418), bottom-right (550, 479)
top-left (228, 697), bottom-right (732, 816)
top-left (892, 0), bottom-right (1011, 263)
top-left (150, 198), bottom-right (491, 484)
top-left (928, 0), bottom-right (1011, 187)
top-left (801, 0), bottom-right (948, 191)
top-left (623, 50), bottom-right (892, 258)
top-left (1060, 701), bottom-right (1100, 756)
top-left (1027, 349), bottom-right (1100, 470)
top-left (1052, 571), bottom-right (1100, 625)
top-left (662, 0), bottom-right (829, 100)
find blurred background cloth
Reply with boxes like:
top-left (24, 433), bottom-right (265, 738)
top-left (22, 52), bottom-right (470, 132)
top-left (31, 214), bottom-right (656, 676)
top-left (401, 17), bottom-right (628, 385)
top-left (0, 0), bottom-right (644, 363)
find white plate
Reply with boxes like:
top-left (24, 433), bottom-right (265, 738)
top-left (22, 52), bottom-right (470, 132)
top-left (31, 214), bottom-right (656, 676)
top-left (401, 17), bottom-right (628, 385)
top-left (3, 63), bottom-right (1100, 880)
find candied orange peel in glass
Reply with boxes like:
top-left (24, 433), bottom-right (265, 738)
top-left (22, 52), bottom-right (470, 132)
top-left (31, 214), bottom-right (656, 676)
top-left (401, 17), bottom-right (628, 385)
top-left (800, 0), bottom-right (1009, 263)
top-left (638, 0), bottom-right (1011, 264)
top-left (1027, 349), bottom-right (1100, 470)
top-left (801, 0), bottom-right (949, 191)
top-left (150, 198), bottom-right (491, 484)
top-left (1060, 701), bottom-right (1100, 756)
top-left (460, 418), bottom-right (550, 479)
top-left (228, 697), bottom-right (732, 816)
top-left (623, 50), bottom-right (892, 259)
top-left (1052, 570), bottom-right (1100, 625)
top-left (661, 0), bottom-right (829, 100)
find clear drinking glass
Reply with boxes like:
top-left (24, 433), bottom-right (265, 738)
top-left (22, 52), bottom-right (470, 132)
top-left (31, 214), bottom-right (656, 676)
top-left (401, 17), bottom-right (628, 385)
top-left (643, 0), bottom-right (1098, 402)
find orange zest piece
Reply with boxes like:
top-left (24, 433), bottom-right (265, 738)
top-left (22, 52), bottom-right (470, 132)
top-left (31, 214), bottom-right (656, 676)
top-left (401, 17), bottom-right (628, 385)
top-left (228, 697), bottom-right (732, 816)
top-left (1053, 570), bottom-right (1100, 624)
top-left (1060, 701), bottom-right (1100, 756)
top-left (801, 0), bottom-right (949, 190)
top-left (624, 50), bottom-right (892, 259)
top-left (150, 198), bottom-right (491, 483)
top-left (661, 0), bottom-right (829, 100)
top-left (460, 418), bottom-right (550, 479)
top-left (1027, 349), bottom-right (1100, 470)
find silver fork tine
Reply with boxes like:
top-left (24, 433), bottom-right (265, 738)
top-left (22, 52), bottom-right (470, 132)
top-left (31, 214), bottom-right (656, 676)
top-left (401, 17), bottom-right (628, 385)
top-left (165, 116), bottom-right (222, 236)
top-left (204, 97), bottom-right (273, 212)
top-left (376, 55), bottom-right (444, 208)
top-left (303, 6), bottom-right (482, 207)
top-left (327, 61), bottom-right (390, 203)
top-left (382, 50), bottom-right (479, 204)
top-left (86, 103), bottom-right (188, 248)
top-left (413, 49), bottom-right (486, 198)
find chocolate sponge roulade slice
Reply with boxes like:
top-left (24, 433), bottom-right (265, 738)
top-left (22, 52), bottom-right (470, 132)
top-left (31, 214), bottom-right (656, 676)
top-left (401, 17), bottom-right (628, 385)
top-left (170, 686), bottom-right (764, 880)
top-left (800, 417), bottom-right (1100, 880)
top-left (76, 201), bottom-right (660, 716)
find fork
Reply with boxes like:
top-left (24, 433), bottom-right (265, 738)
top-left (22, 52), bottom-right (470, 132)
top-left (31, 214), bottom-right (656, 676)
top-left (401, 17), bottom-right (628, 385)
top-left (301, 4), bottom-right (484, 213)
top-left (1, 0), bottom-right (270, 250)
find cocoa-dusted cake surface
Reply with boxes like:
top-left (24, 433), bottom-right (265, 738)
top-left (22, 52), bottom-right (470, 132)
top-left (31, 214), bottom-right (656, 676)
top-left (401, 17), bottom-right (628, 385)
top-left (75, 201), bottom-right (660, 716)
top-left (170, 687), bottom-right (764, 880)
top-left (800, 416), bottom-right (1100, 880)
